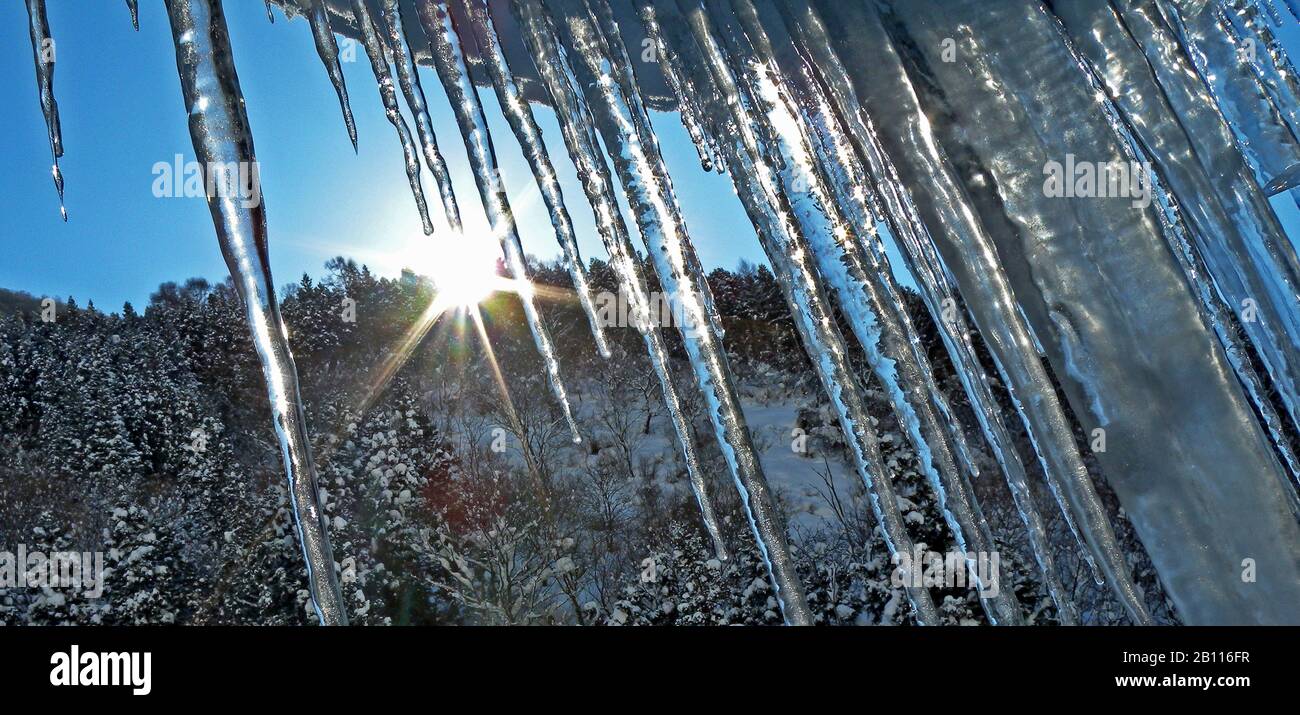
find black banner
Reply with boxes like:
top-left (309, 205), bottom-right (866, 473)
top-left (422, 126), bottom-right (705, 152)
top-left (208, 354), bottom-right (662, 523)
top-left (0, 626), bottom-right (1288, 702)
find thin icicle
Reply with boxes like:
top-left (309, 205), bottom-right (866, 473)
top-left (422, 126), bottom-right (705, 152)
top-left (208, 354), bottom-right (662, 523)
top-left (735, 0), bottom-right (1030, 624)
top-left (126, 0), bottom-right (139, 30)
top-left (512, 0), bottom-right (729, 560)
top-left (1160, 0), bottom-right (1300, 194)
top-left (24, 0), bottom-right (66, 222)
top-left (306, 0), bottom-right (359, 151)
top-left (351, 0), bottom-right (434, 235)
top-left (775, 0), bottom-right (1078, 622)
top-left (162, 0), bottom-right (346, 626)
top-left (575, 0), bottom-right (726, 339)
top-left (651, 0), bottom-right (948, 623)
top-left (1223, 0), bottom-right (1300, 191)
top-left (416, 0), bottom-right (582, 443)
top-left (464, 0), bottom-right (612, 358)
top-left (265, 1), bottom-right (275, 23)
top-left (379, 0), bottom-right (463, 233)
top-left (532, 0), bottom-right (812, 623)
top-left (703, 0), bottom-right (1022, 624)
top-left (1222, 0), bottom-right (1300, 139)
top-left (636, 2), bottom-right (721, 172)
top-left (717, 101), bottom-right (943, 624)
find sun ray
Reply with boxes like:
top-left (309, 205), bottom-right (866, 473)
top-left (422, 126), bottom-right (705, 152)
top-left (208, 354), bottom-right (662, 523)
top-left (469, 304), bottom-right (549, 500)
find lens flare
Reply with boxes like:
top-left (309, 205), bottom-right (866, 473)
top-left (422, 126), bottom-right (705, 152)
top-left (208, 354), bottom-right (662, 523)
top-left (424, 235), bottom-right (504, 307)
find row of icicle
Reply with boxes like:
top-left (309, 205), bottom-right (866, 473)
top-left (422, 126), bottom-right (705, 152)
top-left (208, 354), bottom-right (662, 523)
top-left (22, 0), bottom-right (1300, 624)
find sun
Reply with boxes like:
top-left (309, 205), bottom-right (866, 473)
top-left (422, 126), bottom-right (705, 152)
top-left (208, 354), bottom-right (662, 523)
top-left (424, 235), bottom-right (504, 308)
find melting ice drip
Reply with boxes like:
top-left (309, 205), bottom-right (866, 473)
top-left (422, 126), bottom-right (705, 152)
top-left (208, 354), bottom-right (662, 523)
top-left (21, 0), bottom-right (1300, 626)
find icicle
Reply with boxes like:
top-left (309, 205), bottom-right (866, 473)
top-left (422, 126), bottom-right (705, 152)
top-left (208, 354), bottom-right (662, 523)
top-left (511, 0), bottom-right (729, 561)
top-left (574, 0), bottom-right (727, 339)
top-left (714, 99), bottom-right (944, 624)
top-left (1258, 0), bottom-right (1286, 23)
top-left (416, 0), bottom-right (581, 443)
top-left (635, 2), bottom-right (722, 172)
top-left (869, 0), bottom-right (1166, 623)
top-left (650, 0), bottom-right (949, 622)
top-left (1223, 0), bottom-right (1300, 190)
top-left (162, 0), bottom-right (346, 625)
top-left (524, 0), bottom-right (812, 622)
top-left (126, 0), bottom-right (139, 30)
top-left (24, 0), bottom-right (66, 222)
top-left (811, 0), bottom-right (1159, 621)
top-left (1053, 0), bottom-right (1300, 495)
top-left (463, 0), bottom-right (612, 358)
top-left (265, 0), bottom-right (275, 23)
top-left (1222, 0), bottom-right (1300, 138)
top-left (878, 0), bottom-right (1300, 624)
top-left (1159, 0), bottom-right (1300, 195)
top-left (351, 0), bottom-right (434, 235)
top-left (737, 0), bottom-right (1031, 624)
top-left (379, 0), bottom-right (463, 232)
top-left (774, 0), bottom-right (1079, 622)
top-left (305, 0), bottom-right (359, 151)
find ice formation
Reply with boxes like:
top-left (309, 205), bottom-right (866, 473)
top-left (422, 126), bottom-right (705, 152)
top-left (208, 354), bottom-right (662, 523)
top-left (21, 0), bottom-right (1300, 625)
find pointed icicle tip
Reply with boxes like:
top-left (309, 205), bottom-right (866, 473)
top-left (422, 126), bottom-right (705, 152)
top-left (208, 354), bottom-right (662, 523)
top-left (305, 0), bottom-right (359, 153)
top-left (125, 0), bottom-right (139, 31)
top-left (1264, 161), bottom-right (1300, 195)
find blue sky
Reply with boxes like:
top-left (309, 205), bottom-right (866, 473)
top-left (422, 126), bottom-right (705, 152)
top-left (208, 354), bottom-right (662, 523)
top-left (2, 3), bottom-right (1300, 312)
top-left (0, 1), bottom-right (764, 310)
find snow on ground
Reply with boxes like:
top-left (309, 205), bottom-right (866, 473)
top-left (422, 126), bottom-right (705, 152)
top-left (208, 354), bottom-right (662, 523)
top-left (444, 375), bottom-right (860, 530)
top-left (738, 399), bottom-right (858, 528)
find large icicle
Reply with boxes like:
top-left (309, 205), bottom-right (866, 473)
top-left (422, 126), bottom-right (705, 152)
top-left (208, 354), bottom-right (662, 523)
top-left (350, 0), bottom-right (434, 235)
top-left (873, 0), bottom-right (1300, 624)
top-left (773, 0), bottom-right (1079, 622)
top-left (416, 0), bottom-right (582, 443)
top-left (24, 0), bottom-right (66, 222)
top-left (526, 0), bottom-right (812, 623)
top-left (511, 0), bottom-right (729, 560)
top-left (379, 0), bottom-right (464, 232)
top-left (1054, 0), bottom-right (1300, 493)
top-left (698, 0), bottom-right (1021, 624)
top-left (463, 0), bottom-right (611, 358)
top-left (305, 0), bottom-right (359, 151)
top-left (812, 0), bottom-right (1155, 622)
top-left (126, 0), bottom-right (139, 30)
top-left (162, 0), bottom-right (347, 625)
top-left (1223, 0), bottom-right (1300, 147)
